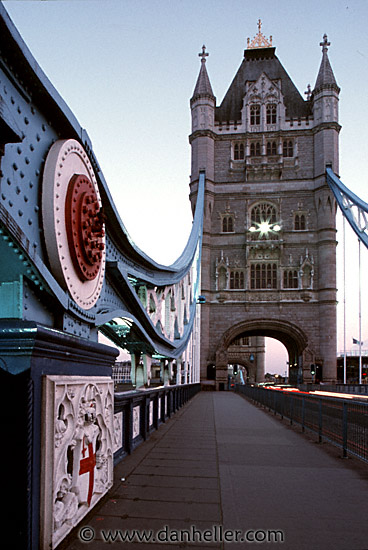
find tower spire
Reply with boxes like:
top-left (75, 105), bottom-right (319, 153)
top-left (314, 33), bottom-right (339, 93)
top-left (191, 45), bottom-right (215, 101)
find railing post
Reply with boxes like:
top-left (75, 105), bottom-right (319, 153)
top-left (342, 401), bottom-right (348, 458)
top-left (318, 399), bottom-right (323, 443)
top-left (302, 396), bottom-right (305, 433)
top-left (290, 396), bottom-right (294, 425)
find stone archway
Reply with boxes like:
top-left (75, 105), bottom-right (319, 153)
top-left (215, 318), bottom-right (309, 387)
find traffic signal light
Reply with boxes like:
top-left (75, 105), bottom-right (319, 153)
top-left (233, 365), bottom-right (238, 375)
top-left (310, 364), bottom-right (316, 375)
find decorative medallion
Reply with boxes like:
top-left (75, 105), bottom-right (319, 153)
top-left (42, 139), bottom-right (105, 309)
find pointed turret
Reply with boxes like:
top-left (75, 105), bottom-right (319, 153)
top-left (190, 45), bottom-right (216, 184)
top-left (314, 34), bottom-right (339, 93)
top-left (312, 34), bottom-right (340, 177)
top-left (191, 45), bottom-right (215, 101)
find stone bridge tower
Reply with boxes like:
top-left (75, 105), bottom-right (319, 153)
top-left (189, 24), bottom-right (340, 388)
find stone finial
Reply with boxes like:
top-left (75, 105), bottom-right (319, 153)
top-left (199, 44), bottom-right (209, 63)
top-left (304, 84), bottom-right (312, 100)
top-left (320, 34), bottom-right (330, 53)
top-left (247, 19), bottom-right (273, 49)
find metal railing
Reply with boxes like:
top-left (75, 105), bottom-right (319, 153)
top-left (236, 385), bottom-right (368, 464)
top-left (299, 383), bottom-right (368, 395)
top-left (113, 383), bottom-right (200, 464)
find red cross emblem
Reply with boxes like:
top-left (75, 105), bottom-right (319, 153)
top-left (79, 437), bottom-right (96, 506)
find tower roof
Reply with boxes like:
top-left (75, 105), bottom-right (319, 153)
top-left (191, 45), bottom-right (215, 102)
top-left (216, 46), bottom-right (311, 123)
top-left (313, 34), bottom-right (339, 93)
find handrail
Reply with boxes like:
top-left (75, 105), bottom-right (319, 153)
top-left (236, 384), bottom-right (368, 463)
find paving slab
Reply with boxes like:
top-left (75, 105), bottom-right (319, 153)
top-left (59, 391), bottom-right (368, 550)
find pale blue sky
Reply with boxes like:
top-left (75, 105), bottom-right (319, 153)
top-left (3, 0), bottom-right (368, 373)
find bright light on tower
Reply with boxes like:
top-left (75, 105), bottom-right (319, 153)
top-left (259, 221), bottom-right (271, 234)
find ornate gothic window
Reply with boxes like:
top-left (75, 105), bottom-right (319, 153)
top-left (250, 104), bottom-right (261, 125)
top-left (294, 213), bottom-right (306, 230)
top-left (266, 104), bottom-right (277, 124)
top-left (283, 140), bottom-right (293, 157)
top-left (230, 270), bottom-right (244, 289)
top-left (249, 202), bottom-right (279, 240)
top-left (266, 141), bottom-right (277, 156)
top-left (250, 263), bottom-right (277, 289)
top-left (250, 141), bottom-right (261, 157)
top-left (234, 143), bottom-right (245, 160)
top-left (222, 215), bottom-right (234, 233)
top-left (283, 270), bottom-right (298, 289)
top-left (251, 203), bottom-right (277, 225)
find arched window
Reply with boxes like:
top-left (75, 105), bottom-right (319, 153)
top-left (266, 141), bottom-right (277, 156)
top-left (283, 270), bottom-right (298, 289)
top-left (250, 104), bottom-right (261, 125)
top-left (283, 140), bottom-right (293, 157)
top-left (266, 104), bottom-right (277, 124)
top-left (250, 142), bottom-right (261, 157)
top-left (230, 270), bottom-right (244, 289)
top-left (250, 203), bottom-right (277, 225)
top-left (222, 216), bottom-right (234, 233)
top-left (294, 214), bottom-right (306, 230)
top-left (234, 143), bottom-right (245, 160)
top-left (250, 263), bottom-right (277, 289)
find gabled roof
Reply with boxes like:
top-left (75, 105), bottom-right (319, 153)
top-left (216, 47), bottom-right (312, 123)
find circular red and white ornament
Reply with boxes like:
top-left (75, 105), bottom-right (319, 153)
top-left (42, 139), bottom-right (105, 310)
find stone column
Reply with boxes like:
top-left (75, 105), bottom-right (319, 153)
top-left (176, 357), bottom-right (182, 385)
top-left (143, 353), bottom-right (152, 387)
top-left (255, 336), bottom-right (265, 383)
top-left (215, 348), bottom-right (228, 390)
top-left (131, 351), bottom-right (143, 388)
top-left (0, 320), bottom-right (118, 550)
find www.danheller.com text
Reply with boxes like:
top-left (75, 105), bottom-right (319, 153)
top-left (78, 524), bottom-right (285, 544)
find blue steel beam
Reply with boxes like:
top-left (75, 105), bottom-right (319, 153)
top-left (326, 167), bottom-right (368, 249)
top-left (0, 3), bottom-right (204, 359)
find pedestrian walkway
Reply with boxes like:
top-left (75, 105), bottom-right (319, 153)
top-left (60, 392), bottom-right (368, 550)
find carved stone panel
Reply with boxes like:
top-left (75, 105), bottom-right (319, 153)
top-left (41, 376), bottom-right (114, 549)
top-left (132, 405), bottom-right (140, 439)
top-left (113, 411), bottom-right (123, 454)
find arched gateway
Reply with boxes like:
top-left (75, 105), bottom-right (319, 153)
top-left (189, 24), bottom-right (339, 387)
top-left (216, 319), bottom-right (309, 386)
